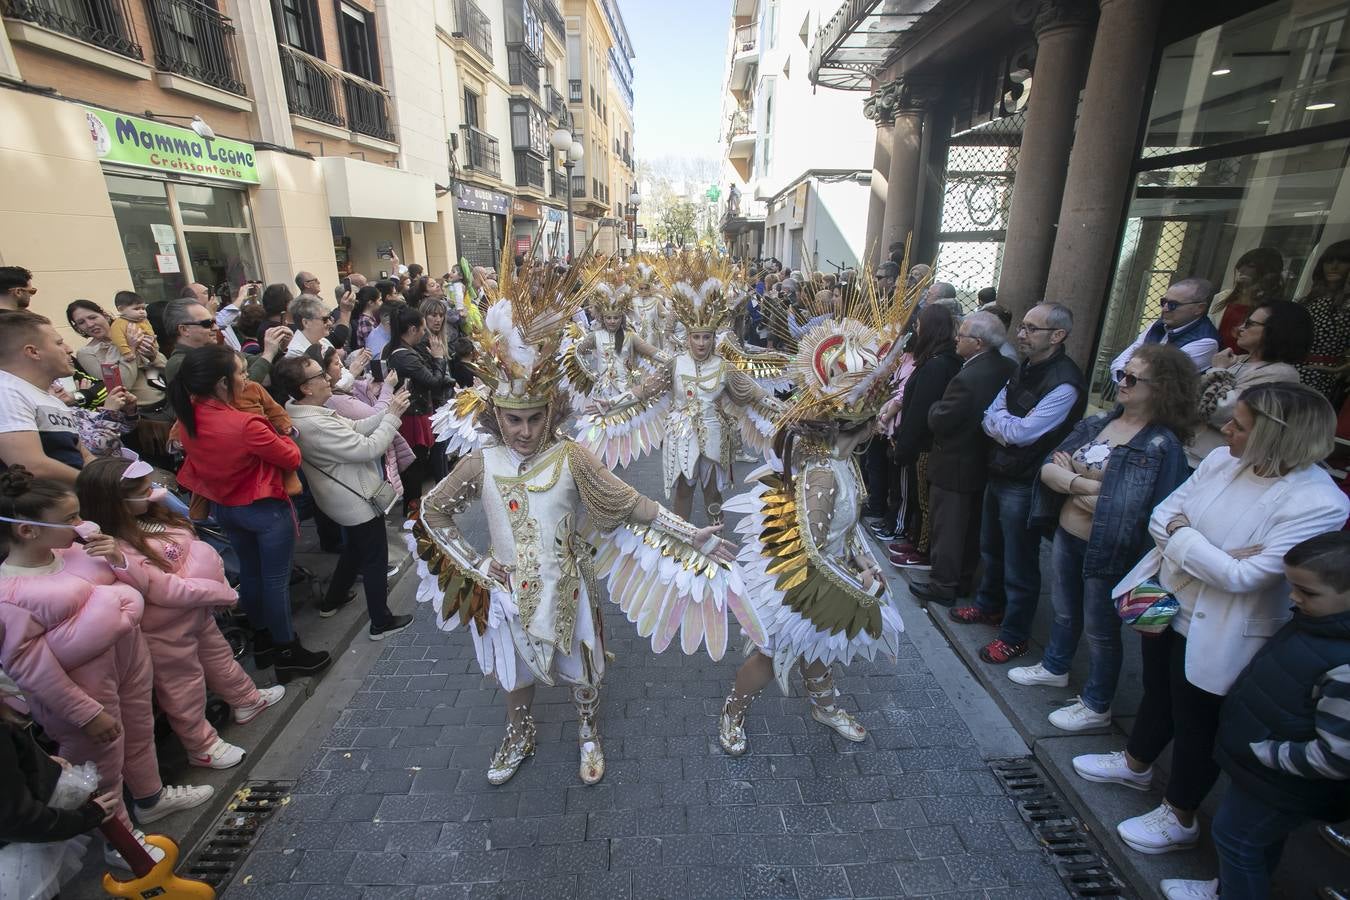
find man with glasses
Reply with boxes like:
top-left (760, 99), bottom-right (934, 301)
top-left (162, 299), bottom-right (288, 385)
top-left (948, 302), bottom-right (1087, 666)
top-left (1110, 277), bottom-right (1219, 378)
top-left (0, 266), bottom-right (36, 311)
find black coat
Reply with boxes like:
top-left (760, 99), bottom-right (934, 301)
top-left (0, 720), bottom-right (104, 848)
top-left (892, 349), bottom-right (962, 466)
top-left (387, 343), bottom-right (455, 416)
top-left (926, 350), bottom-right (1016, 493)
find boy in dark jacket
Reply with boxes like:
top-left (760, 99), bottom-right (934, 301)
top-left (1160, 531), bottom-right (1350, 900)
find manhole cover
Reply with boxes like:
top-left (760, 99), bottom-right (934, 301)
top-left (181, 780), bottom-right (292, 889)
top-left (990, 758), bottom-right (1132, 899)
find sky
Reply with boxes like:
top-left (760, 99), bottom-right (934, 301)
top-left (623, 0), bottom-right (729, 163)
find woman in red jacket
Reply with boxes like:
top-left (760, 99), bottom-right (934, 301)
top-left (169, 345), bottom-right (330, 682)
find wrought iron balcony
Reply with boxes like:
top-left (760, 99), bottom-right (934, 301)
top-left (345, 79), bottom-right (394, 141)
top-left (568, 77), bottom-right (582, 103)
top-left (461, 124), bottom-right (500, 177)
top-left (507, 46), bottom-right (540, 94)
top-left (540, 0), bottom-right (564, 43)
top-left (571, 174), bottom-right (586, 197)
top-left (279, 44), bottom-right (394, 141)
top-left (544, 84), bottom-right (567, 122)
top-left (550, 169), bottom-right (567, 200)
top-left (514, 151), bottom-right (545, 191)
top-left (147, 0), bottom-right (246, 95)
top-left (733, 22), bottom-right (757, 54)
top-left (452, 0), bottom-right (492, 62)
top-left (1, 0), bottom-right (143, 59)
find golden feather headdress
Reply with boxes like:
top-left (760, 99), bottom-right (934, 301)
top-left (657, 251), bottom-right (744, 332)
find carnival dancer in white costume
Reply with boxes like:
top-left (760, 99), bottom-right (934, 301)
top-left (562, 281), bottom-right (669, 402)
top-left (410, 259), bottom-right (765, 788)
top-left (585, 254), bottom-right (784, 522)
top-left (629, 261), bottom-right (668, 352)
top-left (716, 275), bottom-right (920, 756)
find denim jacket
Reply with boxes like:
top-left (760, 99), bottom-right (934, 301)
top-left (1029, 407), bottom-right (1190, 579)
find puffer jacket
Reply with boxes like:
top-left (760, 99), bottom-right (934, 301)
top-left (111, 526), bottom-right (237, 641)
top-left (0, 548), bottom-right (144, 727)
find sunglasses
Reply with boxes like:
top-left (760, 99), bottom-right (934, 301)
top-left (1114, 370), bottom-right (1151, 388)
top-left (188, 318), bottom-right (216, 329)
top-left (1160, 299), bottom-right (1206, 312)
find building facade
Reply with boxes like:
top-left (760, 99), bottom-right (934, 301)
top-left (717, 0), bottom-right (875, 269)
top-left (0, 0), bottom-right (633, 333)
top-left (810, 0), bottom-right (1350, 396)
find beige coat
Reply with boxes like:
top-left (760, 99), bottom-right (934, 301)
top-left (286, 402), bottom-right (402, 526)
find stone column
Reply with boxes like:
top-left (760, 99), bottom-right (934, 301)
top-left (1042, 0), bottom-right (1163, 366)
top-left (862, 84), bottom-right (895, 263)
top-left (225, 0), bottom-right (295, 148)
top-left (996, 0), bottom-right (1096, 317)
top-left (881, 80), bottom-right (939, 258)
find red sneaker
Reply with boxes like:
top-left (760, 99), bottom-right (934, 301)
top-left (888, 550), bottom-right (931, 571)
top-left (979, 638), bottom-right (1029, 664)
top-left (887, 539), bottom-right (916, 555)
top-left (949, 605), bottom-right (1003, 626)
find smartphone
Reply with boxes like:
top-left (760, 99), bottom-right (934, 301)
top-left (99, 363), bottom-right (124, 392)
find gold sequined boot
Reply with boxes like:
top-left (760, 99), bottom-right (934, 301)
top-left (573, 685), bottom-right (605, 785)
top-left (486, 705), bottom-right (536, 785)
top-left (718, 689), bottom-right (759, 757)
top-left (804, 667), bottom-right (866, 743)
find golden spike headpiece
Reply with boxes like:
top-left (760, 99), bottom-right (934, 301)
top-left (657, 250), bottom-right (743, 333)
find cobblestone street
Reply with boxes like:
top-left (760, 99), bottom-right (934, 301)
top-left (217, 455), bottom-right (1069, 899)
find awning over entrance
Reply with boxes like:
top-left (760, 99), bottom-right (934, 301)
top-left (809, 0), bottom-right (943, 91)
top-left (319, 156), bottom-right (437, 222)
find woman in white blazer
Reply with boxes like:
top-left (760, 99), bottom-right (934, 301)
top-left (272, 355), bottom-right (416, 642)
top-left (1073, 383), bottom-right (1349, 860)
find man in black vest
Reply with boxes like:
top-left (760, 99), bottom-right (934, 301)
top-left (910, 311), bottom-right (1015, 606)
top-left (950, 302), bottom-right (1087, 665)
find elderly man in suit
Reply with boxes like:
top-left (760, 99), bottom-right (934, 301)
top-left (910, 311), bottom-right (1016, 606)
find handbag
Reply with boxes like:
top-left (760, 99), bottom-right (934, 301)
top-left (1114, 576), bottom-right (1180, 635)
top-left (310, 461), bottom-right (400, 518)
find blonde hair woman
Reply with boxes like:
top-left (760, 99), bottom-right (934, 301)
top-left (1073, 382), bottom-right (1349, 857)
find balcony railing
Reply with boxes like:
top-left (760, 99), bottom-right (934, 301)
top-left (507, 46), bottom-right (540, 94)
top-left (734, 22), bottom-right (758, 54)
top-left (544, 84), bottom-right (567, 121)
top-left (726, 109), bottom-right (753, 141)
top-left (571, 174), bottom-right (586, 197)
top-left (1, 0), bottom-right (143, 59)
top-left (461, 124), bottom-right (500, 177)
top-left (514, 151), bottom-right (545, 190)
top-left (147, 0), bottom-right (246, 95)
top-left (452, 0), bottom-right (492, 62)
top-left (279, 45), bottom-right (342, 127)
top-left (540, 0), bottom-right (564, 43)
top-left (568, 78), bottom-right (582, 103)
top-left (279, 44), bottom-right (394, 141)
top-left (550, 169), bottom-right (567, 200)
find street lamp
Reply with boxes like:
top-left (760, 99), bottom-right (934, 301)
top-left (551, 128), bottom-right (583, 262)
top-left (627, 191), bottom-right (641, 256)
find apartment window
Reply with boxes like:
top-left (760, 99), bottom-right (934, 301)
top-left (464, 88), bottom-right (481, 127)
top-left (273, 0), bottom-right (322, 53)
top-left (766, 0), bottom-right (778, 48)
top-left (336, 2), bottom-right (379, 81)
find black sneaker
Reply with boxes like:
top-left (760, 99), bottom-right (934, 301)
top-left (318, 590), bottom-right (357, 619)
top-left (252, 629), bottom-right (274, 670)
top-left (369, 614), bottom-right (414, 641)
top-left (274, 641), bottom-right (332, 683)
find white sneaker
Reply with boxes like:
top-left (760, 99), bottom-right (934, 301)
top-left (134, 784), bottom-right (214, 824)
top-left (1160, 878), bottom-right (1219, 899)
top-left (233, 685), bottom-right (285, 725)
top-left (189, 737), bottom-right (246, 770)
top-left (1049, 698), bottom-right (1112, 732)
top-left (1007, 662), bottom-right (1069, 687)
top-left (1118, 804), bottom-right (1200, 854)
top-left (1071, 750), bottom-right (1153, 791)
top-left (103, 829), bottom-right (167, 871)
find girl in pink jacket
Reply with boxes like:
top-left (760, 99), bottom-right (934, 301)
top-left (0, 466), bottom-right (211, 869)
top-left (76, 457), bottom-right (285, 770)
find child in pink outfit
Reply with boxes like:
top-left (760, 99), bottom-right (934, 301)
top-left (75, 457), bottom-right (285, 770)
top-left (0, 465), bottom-right (212, 869)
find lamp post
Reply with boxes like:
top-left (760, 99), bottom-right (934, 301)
top-left (551, 128), bottom-right (583, 262)
top-left (627, 190), bottom-right (641, 256)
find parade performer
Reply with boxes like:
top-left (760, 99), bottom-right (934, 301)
top-left (410, 259), bottom-right (765, 788)
top-left (629, 260), bottom-right (670, 352)
top-left (716, 273), bottom-right (918, 756)
top-left (561, 279), bottom-right (669, 403)
top-left (584, 254), bottom-right (784, 520)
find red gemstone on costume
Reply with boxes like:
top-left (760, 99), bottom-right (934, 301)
top-left (686, 389), bottom-right (694, 398)
top-left (508, 499), bottom-right (519, 511)
top-left (521, 581), bottom-right (529, 589)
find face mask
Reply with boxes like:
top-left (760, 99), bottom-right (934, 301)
top-left (0, 516), bottom-right (101, 542)
top-left (126, 486), bottom-right (169, 506)
top-left (335, 369), bottom-right (355, 392)
top-left (216, 306), bottom-right (241, 328)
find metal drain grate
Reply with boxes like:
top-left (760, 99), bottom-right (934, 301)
top-left (990, 758), bottom-right (1132, 899)
top-left (181, 780), bottom-right (292, 888)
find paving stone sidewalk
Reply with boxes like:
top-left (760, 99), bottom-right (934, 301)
top-left (222, 456), bottom-right (1070, 899)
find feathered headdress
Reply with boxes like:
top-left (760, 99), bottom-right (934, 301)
top-left (658, 251), bottom-right (743, 332)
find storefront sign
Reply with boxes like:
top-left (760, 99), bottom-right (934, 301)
top-left (512, 197), bottom-right (543, 220)
top-left (454, 183), bottom-right (510, 215)
top-left (83, 107), bottom-right (259, 184)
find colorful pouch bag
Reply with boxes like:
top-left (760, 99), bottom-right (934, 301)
top-left (1114, 576), bottom-right (1179, 635)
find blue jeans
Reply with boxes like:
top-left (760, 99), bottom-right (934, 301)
top-left (1040, 528), bottom-right (1122, 713)
top-left (974, 477), bottom-right (1041, 644)
top-left (1212, 783), bottom-right (1309, 900)
top-left (213, 498), bottom-right (297, 643)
